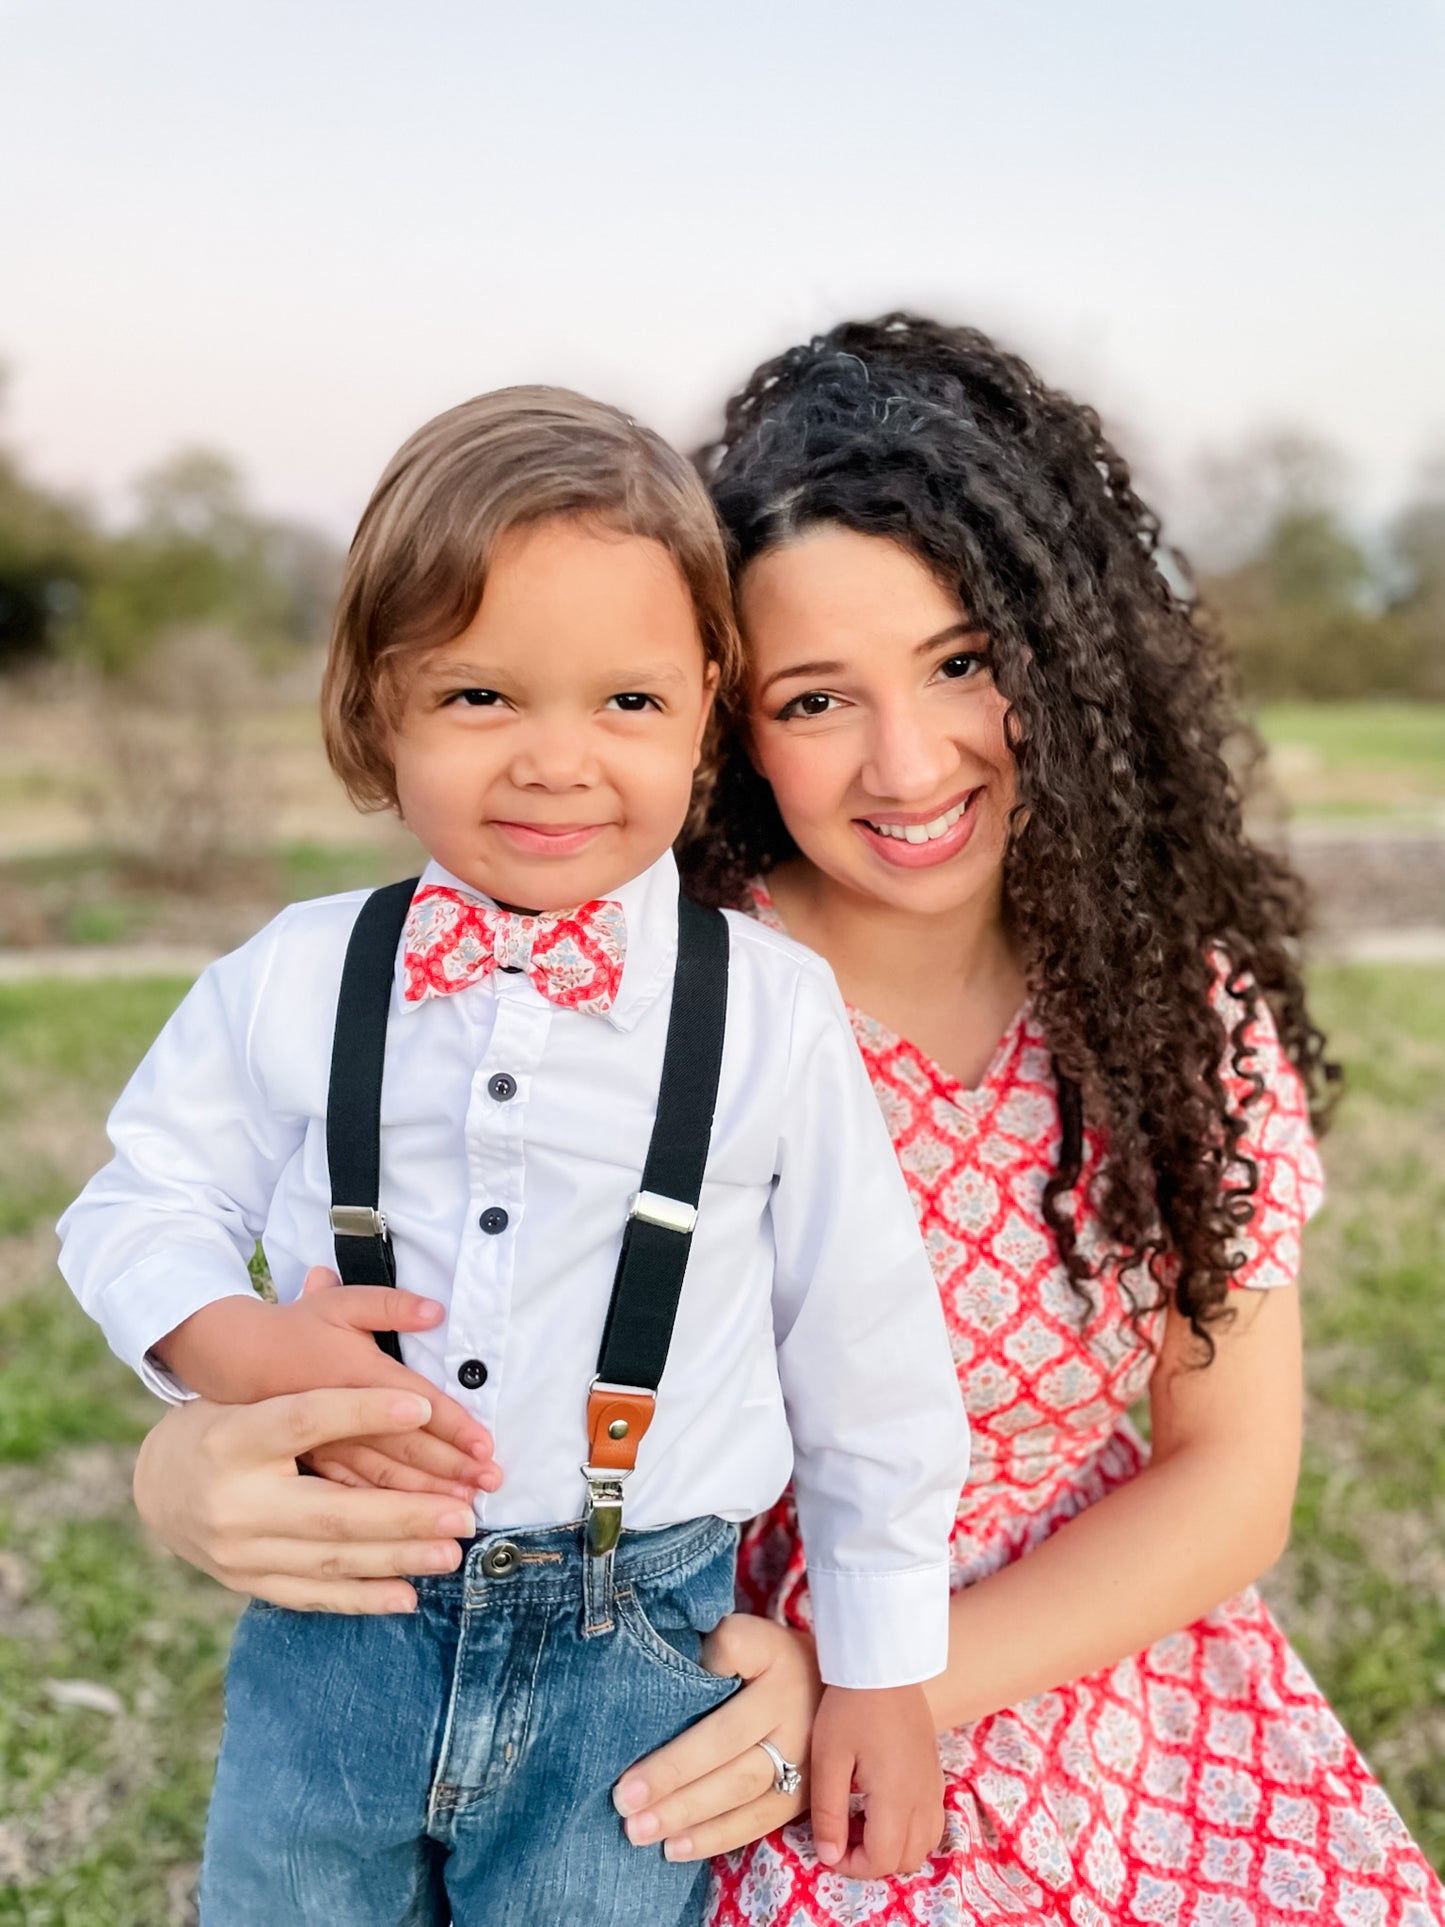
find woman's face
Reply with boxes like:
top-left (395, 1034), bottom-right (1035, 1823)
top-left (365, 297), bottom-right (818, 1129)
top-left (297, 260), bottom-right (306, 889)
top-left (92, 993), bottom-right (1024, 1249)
top-left (741, 526), bottom-right (1017, 920)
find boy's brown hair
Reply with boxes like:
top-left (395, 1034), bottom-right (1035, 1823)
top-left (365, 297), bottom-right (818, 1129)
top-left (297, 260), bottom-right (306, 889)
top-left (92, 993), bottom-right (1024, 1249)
top-left (322, 385), bottom-right (742, 817)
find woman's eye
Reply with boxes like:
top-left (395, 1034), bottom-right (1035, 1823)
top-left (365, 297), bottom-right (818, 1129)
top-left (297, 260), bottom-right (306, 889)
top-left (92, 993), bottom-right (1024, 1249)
top-left (450, 688), bottom-right (501, 707)
top-left (607, 692), bottom-right (659, 712)
top-left (777, 690), bottom-right (837, 720)
top-left (936, 652), bottom-right (988, 683)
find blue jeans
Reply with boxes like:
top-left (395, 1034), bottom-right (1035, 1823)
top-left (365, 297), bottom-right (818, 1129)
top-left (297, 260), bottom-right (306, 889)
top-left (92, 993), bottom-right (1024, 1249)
top-left (200, 1515), bottom-right (741, 1926)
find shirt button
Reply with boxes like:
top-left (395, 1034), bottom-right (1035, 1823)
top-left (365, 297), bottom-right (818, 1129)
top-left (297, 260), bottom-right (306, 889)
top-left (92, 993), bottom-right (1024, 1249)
top-left (479, 1206), bottom-right (509, 1235)
top-left (487, 1072), bottom-right (517, 1102)
top-left (457, 1358), bottom-right (488, 1390)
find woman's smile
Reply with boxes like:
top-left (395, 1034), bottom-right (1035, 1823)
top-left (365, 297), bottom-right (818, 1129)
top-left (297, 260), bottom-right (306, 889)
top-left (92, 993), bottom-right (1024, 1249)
top-left (855, 787), bottom-right (981, 867)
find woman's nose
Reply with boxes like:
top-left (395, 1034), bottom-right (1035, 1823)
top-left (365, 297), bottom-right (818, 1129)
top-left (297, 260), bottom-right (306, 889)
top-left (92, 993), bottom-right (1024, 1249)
top-left (860, 703), bottom-right (959, 804)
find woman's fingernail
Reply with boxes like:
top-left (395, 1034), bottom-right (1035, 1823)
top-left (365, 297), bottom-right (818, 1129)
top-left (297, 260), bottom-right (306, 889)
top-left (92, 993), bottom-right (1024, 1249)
top-left (625, 1811), bottom-right (660, 1844)
top-left (425, 1545), bottom-right (458, 1571)
top-left (390, 1395), bottom-right (431, 1424)
top-left (613, 1776), bottom-right (648, 1815)
top-left (663, 1836), bottom-right (693, 1862)
top-left (440, 1510), bottom-right (475, 1535)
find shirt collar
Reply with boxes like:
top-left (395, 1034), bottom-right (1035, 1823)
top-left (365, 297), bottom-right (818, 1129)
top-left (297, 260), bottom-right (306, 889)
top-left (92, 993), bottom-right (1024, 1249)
top-left (399, 848), bottom-right (681, 1034)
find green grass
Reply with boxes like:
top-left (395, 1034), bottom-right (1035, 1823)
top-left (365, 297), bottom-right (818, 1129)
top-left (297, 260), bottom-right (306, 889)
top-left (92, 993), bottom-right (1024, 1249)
top-left (1256, 701), bottom-right (1445, 774)
top-left (0, 963), bottom-right (1440, 1912)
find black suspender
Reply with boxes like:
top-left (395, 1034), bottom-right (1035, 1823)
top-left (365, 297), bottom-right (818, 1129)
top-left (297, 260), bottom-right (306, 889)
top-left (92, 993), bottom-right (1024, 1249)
top-left (325, 876), bottom-right (419, 1361)
top-left (324, 882), bottom-right (731, 1541)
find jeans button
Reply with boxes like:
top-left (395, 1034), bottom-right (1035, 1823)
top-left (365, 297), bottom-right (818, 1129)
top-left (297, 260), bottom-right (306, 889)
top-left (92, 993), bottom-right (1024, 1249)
top-left (481, 1540), bottom-right (520, 1578)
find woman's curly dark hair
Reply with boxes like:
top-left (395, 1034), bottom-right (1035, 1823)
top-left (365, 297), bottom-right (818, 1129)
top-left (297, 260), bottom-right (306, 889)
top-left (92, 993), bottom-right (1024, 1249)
top-left (680, 313), bottom-right (1339, 1352)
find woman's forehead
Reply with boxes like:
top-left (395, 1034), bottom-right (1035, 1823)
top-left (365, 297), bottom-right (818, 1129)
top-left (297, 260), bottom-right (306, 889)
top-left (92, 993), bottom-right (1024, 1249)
top-left (739, 528), bottom-right (968, 657)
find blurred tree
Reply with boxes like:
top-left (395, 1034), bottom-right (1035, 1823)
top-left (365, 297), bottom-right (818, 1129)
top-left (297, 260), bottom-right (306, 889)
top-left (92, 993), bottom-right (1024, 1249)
top-left (1197, 429), bottom-right (1425, 700)
top-left (1388, 453), bottom-right (1445, 697)
top-left (0, 367), bottom-right (94, 670)
top-left (74, 448), bottom-right (340, 674)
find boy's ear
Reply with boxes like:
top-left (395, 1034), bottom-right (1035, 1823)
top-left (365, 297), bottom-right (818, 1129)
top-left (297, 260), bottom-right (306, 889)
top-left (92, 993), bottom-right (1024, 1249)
top-left (692, 660), bottom-right (721, 766)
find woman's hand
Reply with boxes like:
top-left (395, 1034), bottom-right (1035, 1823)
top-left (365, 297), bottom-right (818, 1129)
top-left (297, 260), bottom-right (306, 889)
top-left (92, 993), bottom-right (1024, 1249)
top-left (132, 1387), bottom-right (482, 1613)
top-left (612, 1614), bottom-right (823, 1862)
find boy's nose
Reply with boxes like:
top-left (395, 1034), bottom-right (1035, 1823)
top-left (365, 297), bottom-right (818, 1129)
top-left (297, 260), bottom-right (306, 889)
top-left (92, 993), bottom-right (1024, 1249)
top-left (510, 726), bottom-right (596, 789)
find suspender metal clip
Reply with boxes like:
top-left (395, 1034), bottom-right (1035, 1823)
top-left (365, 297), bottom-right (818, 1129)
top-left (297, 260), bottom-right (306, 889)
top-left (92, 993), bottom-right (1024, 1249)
top-left (581, 1379), bottom-right (657, 1555)
top-left (329, 1205), bottom-right (389, 1239)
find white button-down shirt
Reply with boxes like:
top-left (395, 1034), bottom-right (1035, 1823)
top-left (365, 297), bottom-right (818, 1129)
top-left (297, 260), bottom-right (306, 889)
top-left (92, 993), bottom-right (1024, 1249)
top-left (58, 851), bottom-right (967, 1687)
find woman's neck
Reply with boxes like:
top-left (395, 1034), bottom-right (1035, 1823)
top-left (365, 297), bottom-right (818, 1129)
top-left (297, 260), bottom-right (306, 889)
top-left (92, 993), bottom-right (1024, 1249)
top-left (765, 861), bottom-right (1027, 1089)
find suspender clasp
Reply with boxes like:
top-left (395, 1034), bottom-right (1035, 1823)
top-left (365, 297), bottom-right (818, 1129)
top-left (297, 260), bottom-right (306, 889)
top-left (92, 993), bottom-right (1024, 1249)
top-left (581, 1379), bottom-right (656, 1554)
top-left (330, 1205), bottom-right (389, 1239)
top-left (627, 1191), bottom-right (698, 1235)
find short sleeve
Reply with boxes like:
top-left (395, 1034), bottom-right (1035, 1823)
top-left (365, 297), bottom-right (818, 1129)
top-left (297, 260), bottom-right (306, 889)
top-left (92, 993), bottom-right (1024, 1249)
top-left (1215, 976), bottom-right (1325, 1291)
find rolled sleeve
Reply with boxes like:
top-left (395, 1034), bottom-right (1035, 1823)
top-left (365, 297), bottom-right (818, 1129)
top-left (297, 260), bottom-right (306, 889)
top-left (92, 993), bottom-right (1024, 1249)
top-left (769, 960), bottom-right (967, 1689)
top-left (807, 1563), bottom-right (954, 1689)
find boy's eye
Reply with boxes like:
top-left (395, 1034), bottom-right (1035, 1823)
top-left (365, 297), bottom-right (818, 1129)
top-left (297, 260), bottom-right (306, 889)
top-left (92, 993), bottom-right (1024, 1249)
top-left (606, 692), bottom-right (660, 712)
top-left (449, 688), bottom-right (502, 707)
top-left (776, 690), bottom-right (837, 720)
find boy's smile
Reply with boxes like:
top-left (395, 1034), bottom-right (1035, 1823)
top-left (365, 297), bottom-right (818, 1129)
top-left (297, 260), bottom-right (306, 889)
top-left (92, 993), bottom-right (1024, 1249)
top-left (389, 515), bottom-right (717, 913)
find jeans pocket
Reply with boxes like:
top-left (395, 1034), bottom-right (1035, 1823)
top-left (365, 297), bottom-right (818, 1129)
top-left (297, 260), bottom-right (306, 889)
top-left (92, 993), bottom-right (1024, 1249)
top-left (614, 1586), bottom-right (740, 1693)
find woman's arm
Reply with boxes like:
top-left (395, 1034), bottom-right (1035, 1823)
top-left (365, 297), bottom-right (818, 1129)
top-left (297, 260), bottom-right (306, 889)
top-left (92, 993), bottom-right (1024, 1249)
top-left (925, 1283), bottom-right (1301, 1728)
top-left (621, 1284), bottom-right (1302, 1860)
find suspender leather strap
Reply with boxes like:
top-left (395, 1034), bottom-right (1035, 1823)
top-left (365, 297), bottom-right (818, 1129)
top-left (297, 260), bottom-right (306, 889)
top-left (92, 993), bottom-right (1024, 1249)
top-left (325, 875), bottom-right (419, 1361)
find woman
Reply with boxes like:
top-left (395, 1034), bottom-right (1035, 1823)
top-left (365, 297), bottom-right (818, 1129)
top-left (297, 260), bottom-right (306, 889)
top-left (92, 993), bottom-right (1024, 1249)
top-left (133, 317), bottom-right (1444, 1924)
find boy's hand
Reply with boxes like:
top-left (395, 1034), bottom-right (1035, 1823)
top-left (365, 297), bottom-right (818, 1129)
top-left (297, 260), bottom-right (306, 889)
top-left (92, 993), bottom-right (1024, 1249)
top-left (809, 1682), bottom-right (944, 1880)
top-left (156, 1268), bottom-right (501, 1502)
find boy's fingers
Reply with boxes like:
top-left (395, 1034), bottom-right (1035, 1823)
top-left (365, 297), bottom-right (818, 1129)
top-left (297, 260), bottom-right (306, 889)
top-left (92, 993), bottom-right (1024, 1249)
top-left (285, 1482), bottom-right (477, 1544)
top-left (326, 1285), bottom-right (444, 1334)
top-left (807, 1741), bottom-right (854, 1868)
top-left (304, 1443), bottom-right (479, 1502)
top-left (217, 1388), bottom-right (433, 1466)
top-left (857, 1799), bottom-right (908, 1880)
top-left (300, 1265), bottom-right (342, 1297)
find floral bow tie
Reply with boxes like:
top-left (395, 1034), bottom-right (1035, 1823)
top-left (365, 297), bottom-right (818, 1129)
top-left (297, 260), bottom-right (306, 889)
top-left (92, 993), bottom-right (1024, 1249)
top-left (402, 885), bottom-right (628, 1016)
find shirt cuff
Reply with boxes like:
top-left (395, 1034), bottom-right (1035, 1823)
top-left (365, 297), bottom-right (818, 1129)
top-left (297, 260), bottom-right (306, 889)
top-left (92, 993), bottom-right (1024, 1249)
top-left (807, 1562), bottom-right (952, 1689)
top-left (91, 1245), bottom-right (261, 1405)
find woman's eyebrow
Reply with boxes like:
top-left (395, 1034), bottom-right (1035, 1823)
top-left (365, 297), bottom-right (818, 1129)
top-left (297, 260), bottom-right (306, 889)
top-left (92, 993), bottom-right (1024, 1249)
top-left (757, 623), bottom-right (984, 699)
top-left (756, 658), bottom-right (844, 698)
top-left (914, 622), bottom-right (983, 655)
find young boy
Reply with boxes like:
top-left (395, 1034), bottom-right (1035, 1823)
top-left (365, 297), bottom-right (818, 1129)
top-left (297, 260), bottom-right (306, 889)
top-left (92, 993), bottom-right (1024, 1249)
top-left (59, 389), bottom-right (967, 1926)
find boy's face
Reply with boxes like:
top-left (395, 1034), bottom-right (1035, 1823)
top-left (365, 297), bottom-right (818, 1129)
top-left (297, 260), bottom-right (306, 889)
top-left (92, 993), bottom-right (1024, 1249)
top-left (389, 515), bottom-right (717, 913)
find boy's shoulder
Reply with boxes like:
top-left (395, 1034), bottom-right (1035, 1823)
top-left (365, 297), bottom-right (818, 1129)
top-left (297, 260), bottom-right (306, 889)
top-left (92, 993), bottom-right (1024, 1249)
top-left (718, 905), bottom-right (841, 1001)
top-left (204, 886), bottom-right (386, 996)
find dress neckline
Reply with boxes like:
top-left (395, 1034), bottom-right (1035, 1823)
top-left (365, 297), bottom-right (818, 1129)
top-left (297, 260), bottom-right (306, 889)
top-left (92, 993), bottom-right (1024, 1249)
top-left (746, 876), bottom-right (1031, 1112)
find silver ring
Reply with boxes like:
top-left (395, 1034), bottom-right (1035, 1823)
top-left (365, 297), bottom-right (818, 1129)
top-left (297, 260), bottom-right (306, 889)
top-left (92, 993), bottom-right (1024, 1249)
top-left (756, 1738), bottom-right (803, 1797)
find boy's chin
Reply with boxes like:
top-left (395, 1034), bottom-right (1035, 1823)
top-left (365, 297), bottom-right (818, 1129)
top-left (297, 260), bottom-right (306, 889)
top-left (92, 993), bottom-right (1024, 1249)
top-left (447, 849), bottom-right (666, 914)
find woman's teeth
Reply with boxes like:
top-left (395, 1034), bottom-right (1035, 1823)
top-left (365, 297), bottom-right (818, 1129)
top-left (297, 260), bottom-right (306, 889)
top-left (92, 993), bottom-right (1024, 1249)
top-left (866, 796), bottom-right (972, 843)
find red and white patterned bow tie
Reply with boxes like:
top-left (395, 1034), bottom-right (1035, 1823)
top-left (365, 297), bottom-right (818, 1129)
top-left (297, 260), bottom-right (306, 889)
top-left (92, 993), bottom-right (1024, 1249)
top-left (401, 885), bottom-right (627, 1016)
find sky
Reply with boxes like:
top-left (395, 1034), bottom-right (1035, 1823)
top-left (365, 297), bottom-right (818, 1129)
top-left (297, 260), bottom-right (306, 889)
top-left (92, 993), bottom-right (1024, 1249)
top-left (2, 0), bottom-right (1442, 542)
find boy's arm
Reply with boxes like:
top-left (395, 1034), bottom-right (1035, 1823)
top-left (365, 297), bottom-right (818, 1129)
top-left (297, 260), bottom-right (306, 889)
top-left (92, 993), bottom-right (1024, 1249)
top-left (767, 960), bottom-right (968, 1693)
top-left (58, 925), bottom-right (301, 1401)
top-left (767, 961), bottom-right (965, 1874)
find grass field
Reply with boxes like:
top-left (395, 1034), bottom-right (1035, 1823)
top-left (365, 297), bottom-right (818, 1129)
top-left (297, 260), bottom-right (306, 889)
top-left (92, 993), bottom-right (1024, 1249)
top-left (0, 965), bottom-right (1441, 1920)
top-left (1254, 701), bottom-right (1445, 823)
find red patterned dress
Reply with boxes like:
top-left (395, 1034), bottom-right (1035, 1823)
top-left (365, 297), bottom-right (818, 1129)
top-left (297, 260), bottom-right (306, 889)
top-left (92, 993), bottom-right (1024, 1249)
top-left (709, 885), bottom-right (1444, 1927)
